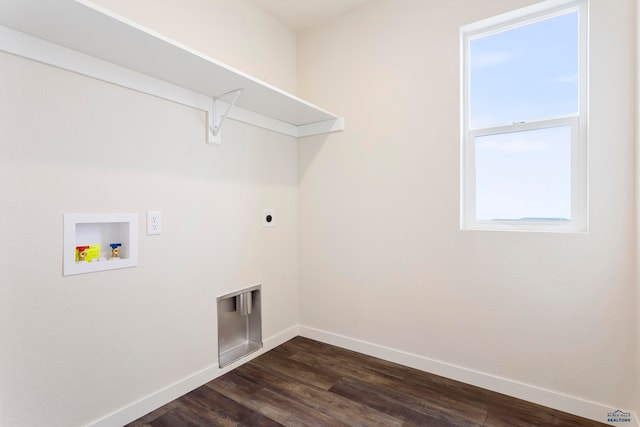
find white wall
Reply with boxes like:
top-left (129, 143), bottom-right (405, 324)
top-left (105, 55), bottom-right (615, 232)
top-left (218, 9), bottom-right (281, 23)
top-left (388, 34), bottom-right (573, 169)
top-left (636, 0), bottom-right (640, 418)
top-left (298, 0), bottom-right (637, 418)
top-left (0, 1), bottom-right (298, 426)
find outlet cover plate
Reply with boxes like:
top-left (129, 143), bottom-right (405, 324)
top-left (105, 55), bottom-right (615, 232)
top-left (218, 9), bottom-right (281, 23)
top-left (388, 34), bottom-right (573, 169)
top-left (147, 211), bottom-right (162, 235)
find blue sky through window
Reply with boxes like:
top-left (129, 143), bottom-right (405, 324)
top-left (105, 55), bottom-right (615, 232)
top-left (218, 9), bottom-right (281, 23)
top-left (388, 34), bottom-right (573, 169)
top-left (470, 11), bottom-right (579, 129)
top-left (469, 11), bottom-right (579, 221)
top-left (475, 127), bottom-right (572, 220)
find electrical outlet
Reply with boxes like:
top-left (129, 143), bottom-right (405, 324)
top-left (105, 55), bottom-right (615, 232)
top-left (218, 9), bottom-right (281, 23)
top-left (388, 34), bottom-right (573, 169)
top-left (263, 210), bottom-right (275, 227)
top-left (147, 211), bottom-right (162, 235)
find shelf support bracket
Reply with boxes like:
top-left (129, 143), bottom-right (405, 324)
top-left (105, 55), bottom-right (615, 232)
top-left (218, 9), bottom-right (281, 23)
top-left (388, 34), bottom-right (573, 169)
top-left (208, 88), bottom-right (243, 145)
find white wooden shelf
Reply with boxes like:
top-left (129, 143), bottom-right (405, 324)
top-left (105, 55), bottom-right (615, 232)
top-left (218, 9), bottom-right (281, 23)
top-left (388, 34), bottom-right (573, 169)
top-left (0, 0), bottom-right (344, 140)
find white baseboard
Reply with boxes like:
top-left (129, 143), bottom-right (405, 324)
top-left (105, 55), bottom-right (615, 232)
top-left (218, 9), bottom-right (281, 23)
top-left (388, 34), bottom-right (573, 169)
top-left (88, 325), bottom-right (299, 427)
top-left (298, 325), bottom-right (639, 427)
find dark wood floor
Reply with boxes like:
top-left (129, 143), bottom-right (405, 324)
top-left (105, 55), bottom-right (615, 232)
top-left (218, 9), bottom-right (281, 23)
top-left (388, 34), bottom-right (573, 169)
top-left (126, 337), bottom-right (610, 427)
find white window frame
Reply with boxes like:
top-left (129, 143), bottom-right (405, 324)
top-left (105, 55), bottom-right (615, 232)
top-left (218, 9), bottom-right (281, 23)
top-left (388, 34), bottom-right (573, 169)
top-left (460, 0), bottom-right (588, 232)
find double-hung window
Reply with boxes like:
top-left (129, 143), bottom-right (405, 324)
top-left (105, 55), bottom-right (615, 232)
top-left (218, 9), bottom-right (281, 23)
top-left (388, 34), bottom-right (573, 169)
top-left (461, 0), bottom-right (588, 232)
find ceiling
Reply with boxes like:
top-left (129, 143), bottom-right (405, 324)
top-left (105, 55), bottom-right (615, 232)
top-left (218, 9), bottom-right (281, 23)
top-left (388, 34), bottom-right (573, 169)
top-left (249, 0), bottom-right (374, 32)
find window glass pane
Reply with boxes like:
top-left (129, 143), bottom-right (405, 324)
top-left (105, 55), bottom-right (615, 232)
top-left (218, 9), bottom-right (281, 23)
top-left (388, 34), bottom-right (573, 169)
top-left (469, 11), bottom-right (578, 129)
top-left (475, 126), bottom-right (571, 221)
